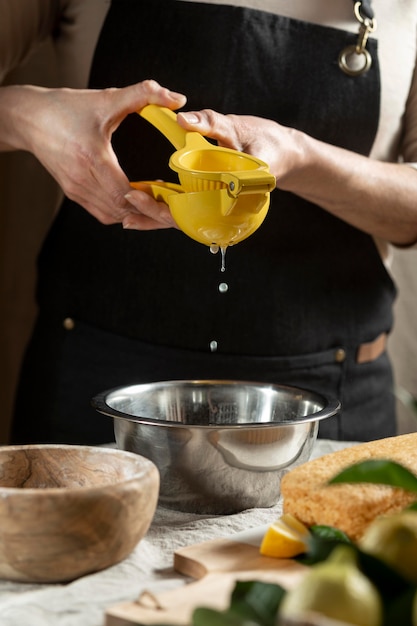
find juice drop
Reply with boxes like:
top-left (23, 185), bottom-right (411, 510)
top-left (209, 243), bottom-right (228, 272)
top-left (220, 246), bottom-right (227, 272)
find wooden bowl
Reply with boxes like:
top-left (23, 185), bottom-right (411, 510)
top-left (0, 444), bottom-right (159, 583)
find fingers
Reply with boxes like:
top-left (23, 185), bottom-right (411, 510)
top-left (32, 80), bottom-right (186, 229)
top-left (138, 79), bottom-right (187, 109)
top-left (177, 109), bottom-right (282, 177)
top-left (64, 172), bottom-right (174, 229)
top-left (108, 80), bottom-right (187, 126)
top-left (176, 109), bottom-right (243, 150)
top-left (122, 188), bottom-right (178, 230)
top-left (56, 145), bottom-right (134, 225)
top-left (72, 80), bottom-right (186, 224)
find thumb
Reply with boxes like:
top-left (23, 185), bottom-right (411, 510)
top-left (177, 109), bottom-right (238, 149)
top-left (117, 80), bottom-right (187, 118)
top-left (176, 110), bottom-right (213, 134)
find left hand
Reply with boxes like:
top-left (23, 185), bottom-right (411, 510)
top-left (177, 109), bottom-right (284, 182)
top-left (177, 108), bottom-right (417, 246)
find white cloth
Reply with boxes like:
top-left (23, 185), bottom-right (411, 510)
top-left (0, 439), bottom-right (353, 626)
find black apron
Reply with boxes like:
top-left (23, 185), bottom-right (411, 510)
top-left (12, 0), bottom-right (396, 445)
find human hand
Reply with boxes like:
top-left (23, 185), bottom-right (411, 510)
top-left (3, 80), bottom-right (186, 229)
top-left (176, 109), bottom-right (417, 247)
top-left (176, 109), bottom-right (287, 184)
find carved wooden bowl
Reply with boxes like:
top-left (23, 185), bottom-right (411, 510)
top-left (0, 444), bottom-right (159, 583)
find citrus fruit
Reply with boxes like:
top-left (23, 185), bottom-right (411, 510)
top-left (359, 510), bottom-right (417, 584)
top-left (260, 513), bottom-right (310, 558)
top-left (279, 545), bottom-right (383, 626)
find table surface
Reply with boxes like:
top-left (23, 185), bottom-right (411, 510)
top-left (0, 439), bottom-right (355, 626)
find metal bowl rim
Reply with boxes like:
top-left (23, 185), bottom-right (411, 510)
top-left (91, 379), bottom-right (341, 429)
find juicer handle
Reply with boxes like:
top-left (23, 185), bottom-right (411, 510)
top-left (138, 105), bottom-right (189, 150)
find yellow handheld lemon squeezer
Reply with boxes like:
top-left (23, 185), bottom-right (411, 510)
top-left (132, 105), bottom-right (276, 247)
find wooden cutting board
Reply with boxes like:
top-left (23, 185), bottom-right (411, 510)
top-left (105, 526), bottom-right (308, 626)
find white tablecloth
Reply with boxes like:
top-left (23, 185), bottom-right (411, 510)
top-left (0, 440), bottom-right (355, 626)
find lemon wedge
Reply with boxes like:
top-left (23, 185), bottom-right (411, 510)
top-left (260, 513), bottom-right (311, 558)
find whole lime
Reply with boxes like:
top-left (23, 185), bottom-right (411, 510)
top-left (279, 545), bottom-right (382, 626)
top-left (359, 510), bottom-right (417, 585)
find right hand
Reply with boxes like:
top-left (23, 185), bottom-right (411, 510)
top-left (1, 80), bottom-right (186, 228)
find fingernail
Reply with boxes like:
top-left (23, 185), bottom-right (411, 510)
top-left (180, 112), bottom-right (199, 124)
top-left (169, 90), bottom-right (187, 101)
top-left (124, 193), bottom-right (132, 200)
top-left (123, 221), bottom-right (137, 230)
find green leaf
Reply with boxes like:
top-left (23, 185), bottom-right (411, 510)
top-left (191, 581), bottom-right (285, 626)
top-left (296, 525), bottom-right (353, 565)
top-left (229, 580), bottom-right (285, 626)
top-left (356, 548), bottom-right (412, 598)
top-left (382, 586), bottom-right (416, 626)
top-left (192, 607), bottom-right (256, 626)
top-left (310, 524), bottom-right (352, 544)
top-left (192, 606), bottom-right (262, 626)
top-left (328, 459), bottom-right (417, 493)
top-left (297, 535), bottom-right (347, 566)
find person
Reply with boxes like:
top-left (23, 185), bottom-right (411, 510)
top-left (1, 0), bottom-right (417, 445)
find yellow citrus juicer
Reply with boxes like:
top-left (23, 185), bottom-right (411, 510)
top-left (132, 105), bottom-right (276, 247)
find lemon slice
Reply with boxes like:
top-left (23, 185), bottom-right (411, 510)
top-left (260, 513), bottom-right (311, 558)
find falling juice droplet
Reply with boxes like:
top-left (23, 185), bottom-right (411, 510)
top-left (219, 282), bottom-right (228, 293)
top-left (210, 244), bottom-right (219, 255)
top-left (220, 246), bottom-right (227, 272)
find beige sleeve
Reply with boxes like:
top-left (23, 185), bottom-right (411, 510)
top-left (401, 47), bottom-right (417, 166)
top-left (0, 0), bottom-right (58, 83)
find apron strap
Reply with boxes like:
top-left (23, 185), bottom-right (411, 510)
top-left (339, 0), bottom-right (376, 76)
top-left (353, 0), bottom-right (374, 20)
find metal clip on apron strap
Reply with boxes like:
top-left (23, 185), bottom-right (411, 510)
top-left (354, 0), bottom-right (374, 20)
top-left (339, 0), bottom-right (376, 76)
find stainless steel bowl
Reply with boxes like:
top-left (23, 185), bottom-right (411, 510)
top-left (92, 380), bottom-right (340, 514)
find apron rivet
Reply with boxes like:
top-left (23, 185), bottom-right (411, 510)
top-left (334, 348), bottom-right (347, 363)
top-left (63, 317), bottom-right (75, 331)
